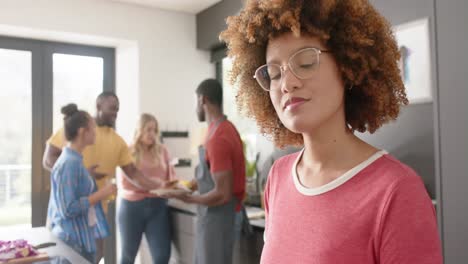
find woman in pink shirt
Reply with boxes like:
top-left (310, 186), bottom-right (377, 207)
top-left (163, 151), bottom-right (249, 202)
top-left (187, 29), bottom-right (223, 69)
top-left (117, 113), bottom-right (175, 264)
top-left (220, 0), bottom-right (443, 263)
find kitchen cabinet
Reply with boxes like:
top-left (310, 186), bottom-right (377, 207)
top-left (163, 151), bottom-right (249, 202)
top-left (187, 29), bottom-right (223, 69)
top-left (168, 201), bottom-right (265, 264)
top-left (170, 208), bottom-right (196, 264)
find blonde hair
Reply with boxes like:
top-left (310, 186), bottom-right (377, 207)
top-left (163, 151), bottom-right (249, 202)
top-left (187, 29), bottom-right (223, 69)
top-left (132, 113), bottom-right (162, 165)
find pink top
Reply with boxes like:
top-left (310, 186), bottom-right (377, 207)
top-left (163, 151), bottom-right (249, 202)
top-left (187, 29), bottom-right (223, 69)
top-left (119, 145), bottom-right (175, 201)
top-left (261, 150), bottom-right (443, 264)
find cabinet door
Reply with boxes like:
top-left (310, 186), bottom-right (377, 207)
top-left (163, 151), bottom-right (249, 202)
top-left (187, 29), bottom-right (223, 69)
top-left (170, 210), bottom-right (196, 264)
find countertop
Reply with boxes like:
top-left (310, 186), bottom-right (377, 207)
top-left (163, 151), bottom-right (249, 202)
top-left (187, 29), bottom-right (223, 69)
top-left (245, 206), bottom-right (265, 229)
top-left (168, 199), bottom-right (265, 229)
top-left (168, 198), bottom-right (197, 215)
top-left (0, 227), bottom-right (90, 263)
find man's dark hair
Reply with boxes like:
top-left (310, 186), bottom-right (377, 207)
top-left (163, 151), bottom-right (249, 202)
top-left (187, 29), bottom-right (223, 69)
top-left (96, 91), bottom-right (119, 105)
top-left (196, 79), bottom-right (223, 107)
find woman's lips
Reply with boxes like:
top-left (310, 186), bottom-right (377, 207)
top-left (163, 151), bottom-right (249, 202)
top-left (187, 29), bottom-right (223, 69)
top-left (283, 97), bottom-right (309, 111)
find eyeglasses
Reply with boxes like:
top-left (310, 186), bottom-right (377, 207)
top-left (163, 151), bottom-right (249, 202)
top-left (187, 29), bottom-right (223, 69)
top-left (253, 47), bottom-right (330, 91)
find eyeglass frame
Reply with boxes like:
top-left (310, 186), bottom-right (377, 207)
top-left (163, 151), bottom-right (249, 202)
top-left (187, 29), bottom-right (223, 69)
top-left (253, 47), bottom-right (331, 92)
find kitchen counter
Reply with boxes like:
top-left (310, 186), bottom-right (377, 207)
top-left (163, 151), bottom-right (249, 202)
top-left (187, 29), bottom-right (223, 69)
top-left (167, 200), bottom-right (265, 264)
top-left (0, 227), bottom-right (90, 263)
top-left (168, 199), bottom-right (265, 228)
top-left (168, 198), bottom-right (197, 215)
top-left (245, 206), bottom-right (265, 229)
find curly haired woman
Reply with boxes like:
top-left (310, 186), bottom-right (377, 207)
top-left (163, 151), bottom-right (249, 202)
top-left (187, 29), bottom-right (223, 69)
top-left (220, 0), bottom-right (443, 263)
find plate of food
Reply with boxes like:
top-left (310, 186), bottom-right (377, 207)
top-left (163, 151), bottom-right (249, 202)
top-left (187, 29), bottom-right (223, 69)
top-left (177, 180), bottom-right (196, 191)
top-left (150, 188), bottom-right (191, 196)
top-left (149, 179), bottom-right (194, 196)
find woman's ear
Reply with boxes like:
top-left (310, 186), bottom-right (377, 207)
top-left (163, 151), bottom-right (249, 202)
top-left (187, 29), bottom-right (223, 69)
top-left (77, 126), bottom-right (86, 137)
top-left (200, 95), bottom-right (207, 105)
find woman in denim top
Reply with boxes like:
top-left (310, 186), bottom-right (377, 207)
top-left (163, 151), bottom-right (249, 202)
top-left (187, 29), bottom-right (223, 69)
top-left (47, 103), bottom-right (117, 263)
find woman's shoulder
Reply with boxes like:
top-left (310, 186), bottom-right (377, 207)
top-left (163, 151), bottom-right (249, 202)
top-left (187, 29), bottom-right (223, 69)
top-left (54, 152), bottom-right (81, 168)
top-left (158, 144), bottom-right (170, 156)
top-left (268, 150), bottom-right (302, 179)
top-left (51, 155), bottom-right (87, 180)
top-left (371, 154), bottom-right (421, 183)
top-left (127, 144), bottom-right (137, 155)
top-left (274, 150), bottom-right (301, 167)
top-left (159, 143), bottom-right (168, 152)
top-left (360, 153), bottom-right (428, 200)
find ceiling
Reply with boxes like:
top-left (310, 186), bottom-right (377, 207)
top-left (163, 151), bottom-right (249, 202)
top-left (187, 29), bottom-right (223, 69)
top-left (107, 0), bottom-right (222, 14)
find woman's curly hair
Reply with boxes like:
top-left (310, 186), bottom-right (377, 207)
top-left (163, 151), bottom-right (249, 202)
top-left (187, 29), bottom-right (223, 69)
top-left (220, 0), bottom-right (408, 147)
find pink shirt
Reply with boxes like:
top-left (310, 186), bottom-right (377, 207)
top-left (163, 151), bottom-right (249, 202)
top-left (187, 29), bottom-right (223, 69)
top-left (261, 150), bottom-right (443, 264)
top-left (119, 145), bottom-right (175, 201)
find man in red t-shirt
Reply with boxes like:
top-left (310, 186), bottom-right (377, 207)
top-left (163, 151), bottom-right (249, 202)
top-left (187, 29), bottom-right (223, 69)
top-left (172, 79), bottom-right (245, 264)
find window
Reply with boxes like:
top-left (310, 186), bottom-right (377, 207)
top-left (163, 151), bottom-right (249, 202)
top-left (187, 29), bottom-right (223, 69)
top-left (0, 36), bottom-right (115, 227)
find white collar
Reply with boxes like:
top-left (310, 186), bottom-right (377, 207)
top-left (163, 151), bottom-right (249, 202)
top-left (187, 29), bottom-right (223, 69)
top-left (292, 149), bottom-right (388, 196)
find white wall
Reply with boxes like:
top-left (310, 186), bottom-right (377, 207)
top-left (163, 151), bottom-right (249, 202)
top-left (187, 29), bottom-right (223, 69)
top-left (0, 0), bottom-right (214, 142)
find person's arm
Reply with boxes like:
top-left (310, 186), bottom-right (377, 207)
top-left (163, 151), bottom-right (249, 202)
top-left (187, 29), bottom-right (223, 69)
top-left (54, 164), bottom-right (90, 218)
top-left (176, 137), bottom-right (233, 206)
top-left (117, 137), bottom-right (165, 190)
top-left (121, 163), bottom-right (163, 190)
top-left (43, 129), bottom-right (66, 172)
top-left (378, 175), bottom-right (443, 263)
top-left (88, 183), bottom-right (117, 206)
top-left (55, 164), bottom-right (116, 219)
top-left (180, 170), bottom-right (233, 206)
top-left (261, 165), bottom-right (274, 243)
top-left (163, 145), bottom-right (177, 181)
top-left (42, 144), bottom-right (62, 172)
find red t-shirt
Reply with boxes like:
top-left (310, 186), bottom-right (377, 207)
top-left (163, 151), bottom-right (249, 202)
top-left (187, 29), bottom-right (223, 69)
top-left (261, 150), bottom-right (443, 264)
top-left (205, 119), bottom-right (245, 211)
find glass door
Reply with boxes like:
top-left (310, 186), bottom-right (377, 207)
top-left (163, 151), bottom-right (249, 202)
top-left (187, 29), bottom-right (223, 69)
top-left (0, 48), bottom-right (32, 228)
top-left (0, 36), bottom-right (115, 229)
top-left (52, 53), bottom-right (104, 131)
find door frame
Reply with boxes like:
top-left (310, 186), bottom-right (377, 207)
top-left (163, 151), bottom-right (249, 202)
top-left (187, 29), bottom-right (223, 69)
top-left (0, 36), bottom-right (115, 227)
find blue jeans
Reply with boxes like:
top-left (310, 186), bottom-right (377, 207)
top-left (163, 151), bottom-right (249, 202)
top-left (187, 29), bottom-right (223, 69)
top-left (118, 198), bottom-right (172, 264)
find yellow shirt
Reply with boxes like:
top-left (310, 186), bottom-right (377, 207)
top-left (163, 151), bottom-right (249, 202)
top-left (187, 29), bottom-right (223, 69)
top-left (47, 126), bottom-right (133, 211)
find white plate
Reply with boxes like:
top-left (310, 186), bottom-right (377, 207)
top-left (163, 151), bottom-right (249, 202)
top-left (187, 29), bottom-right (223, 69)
top-left (150, 188), bottom-right (191, 196)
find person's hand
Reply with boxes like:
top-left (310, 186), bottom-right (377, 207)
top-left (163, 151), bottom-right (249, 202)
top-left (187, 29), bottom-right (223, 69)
top-left (161, 179), bottom-right (179, 189)
top-left (100, 183), bottom-right (117, 198)
top-left (156, 180), bottom-right (181, 199)
top-left (89, 182), bottom-right (117, 205)
top-left (158, 192), bottom-right (173, 199)
top-left (189, 180), bottom-right (198, 191)
top-left (179, 179), bottom-right (198, 191)
top-left (158, 190), bottom-right (193, 201)
top-left (147, 178), bottom-right (165, 190)
top-left (88, 164), bottom-right (106, 180)
top-left (156, 190), bottom-right (181, 199)
top-left (172, 193), bottom-right (195, 203)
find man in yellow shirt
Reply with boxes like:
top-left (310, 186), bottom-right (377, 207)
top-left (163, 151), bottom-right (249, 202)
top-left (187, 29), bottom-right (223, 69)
top-left (43, 91), bottom-right (165, 212)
